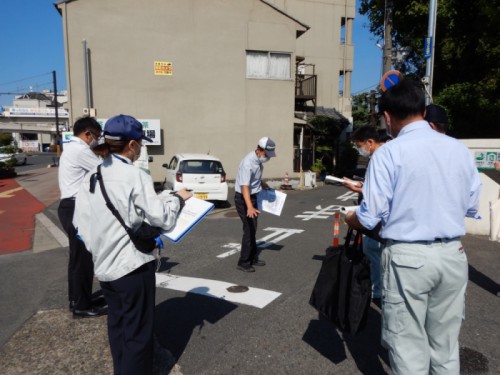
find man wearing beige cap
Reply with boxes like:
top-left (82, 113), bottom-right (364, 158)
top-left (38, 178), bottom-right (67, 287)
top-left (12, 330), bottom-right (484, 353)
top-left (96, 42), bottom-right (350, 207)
top-left (234, 137), bottom-right (276, 272)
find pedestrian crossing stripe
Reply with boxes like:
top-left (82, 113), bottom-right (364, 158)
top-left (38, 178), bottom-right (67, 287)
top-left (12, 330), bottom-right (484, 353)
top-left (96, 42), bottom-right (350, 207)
top-left (155, 273), bottom-right (281, 309)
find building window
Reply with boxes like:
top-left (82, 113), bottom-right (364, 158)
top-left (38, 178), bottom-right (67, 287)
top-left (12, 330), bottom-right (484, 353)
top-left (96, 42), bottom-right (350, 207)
top-left (246, 51), bottom-right (291, 80)
top-left (340, 17), bottom-right (346, 44)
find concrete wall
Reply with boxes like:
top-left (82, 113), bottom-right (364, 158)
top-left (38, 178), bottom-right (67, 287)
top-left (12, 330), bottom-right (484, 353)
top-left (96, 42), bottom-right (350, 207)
top-left (460, 139), bottom-right (500, 237)
top-left (58, 0), bottom-right (306, 181)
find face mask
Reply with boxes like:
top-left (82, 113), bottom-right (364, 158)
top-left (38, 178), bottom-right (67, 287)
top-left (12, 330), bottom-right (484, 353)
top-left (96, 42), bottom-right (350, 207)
top-left (259, 156), bottom-right (270, 163)
top-left (130, 142), bottom-right (141, 162)
top-left (356, 146), bottom-right (371, 158)
top-left (89, 138), bottom-right (99, 149)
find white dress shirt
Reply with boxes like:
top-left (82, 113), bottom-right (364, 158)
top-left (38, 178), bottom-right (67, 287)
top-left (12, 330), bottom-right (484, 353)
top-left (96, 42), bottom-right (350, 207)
top-left (58, 136), bottom-right (101, 199)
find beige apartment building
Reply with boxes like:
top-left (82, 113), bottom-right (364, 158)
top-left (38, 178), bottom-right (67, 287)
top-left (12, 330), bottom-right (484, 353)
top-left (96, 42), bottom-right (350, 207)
top-left (56, 0), bottom-right (354, 181)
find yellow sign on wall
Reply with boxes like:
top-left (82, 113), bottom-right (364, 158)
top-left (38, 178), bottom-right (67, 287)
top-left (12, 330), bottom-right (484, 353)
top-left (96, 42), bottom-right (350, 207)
top-left (154, 61), bottom-right (173, 76)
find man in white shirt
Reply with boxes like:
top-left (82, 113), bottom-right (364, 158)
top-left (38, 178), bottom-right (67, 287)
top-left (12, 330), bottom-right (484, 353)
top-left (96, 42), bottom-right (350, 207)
top-left (58, 117), bottom-right (106, 318)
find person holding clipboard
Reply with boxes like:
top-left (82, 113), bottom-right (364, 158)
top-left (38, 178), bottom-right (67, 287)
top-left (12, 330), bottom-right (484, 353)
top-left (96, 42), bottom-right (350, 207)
top-left (73, 114), bottom-right (191, 375)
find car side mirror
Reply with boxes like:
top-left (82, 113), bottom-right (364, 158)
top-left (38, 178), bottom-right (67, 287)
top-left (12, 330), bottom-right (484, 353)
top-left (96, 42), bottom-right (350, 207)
top-left (148, 156), bottom-right (154, 163)
top-left (162, 163), bottom-right (169, 169)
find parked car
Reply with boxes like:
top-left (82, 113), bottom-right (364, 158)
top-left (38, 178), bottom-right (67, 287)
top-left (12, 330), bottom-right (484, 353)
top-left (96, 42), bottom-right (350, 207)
top-left (162, 153), bottom-right (228, 202)
top-left (0, 147), bottom-right (27, 165)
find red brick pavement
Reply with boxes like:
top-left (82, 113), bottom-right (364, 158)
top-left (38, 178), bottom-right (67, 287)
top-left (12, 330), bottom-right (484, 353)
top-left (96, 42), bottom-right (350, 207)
top-left (0, 178), bottom-right (46, 254)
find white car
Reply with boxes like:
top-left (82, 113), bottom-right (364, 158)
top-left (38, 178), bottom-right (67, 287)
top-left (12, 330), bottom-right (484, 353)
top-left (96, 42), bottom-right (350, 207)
top-left (0, 147), bottom-right (27, 165)
top-left (162, 153), bottom-right (228, 202)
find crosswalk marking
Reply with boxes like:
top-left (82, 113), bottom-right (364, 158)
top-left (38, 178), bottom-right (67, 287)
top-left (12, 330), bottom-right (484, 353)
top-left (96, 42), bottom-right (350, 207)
top-left (217, 227), bottom-right (304, 258)
top-left (295, 204), bottom-right (342, 220)
top-left (155, 273), bottom-right (281, 309)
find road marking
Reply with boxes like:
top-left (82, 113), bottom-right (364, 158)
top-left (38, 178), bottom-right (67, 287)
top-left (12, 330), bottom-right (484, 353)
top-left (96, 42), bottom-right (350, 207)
top-left (0, 186), bottom-right (23, 198)
top-left (217, 227), bottom-right (304, 258)
top-left (155, 273), bottom-right (281, 309)
top-left (336, 191), bottom-right (359, 202)
top-left (295, 205), bottom-right (342, 220)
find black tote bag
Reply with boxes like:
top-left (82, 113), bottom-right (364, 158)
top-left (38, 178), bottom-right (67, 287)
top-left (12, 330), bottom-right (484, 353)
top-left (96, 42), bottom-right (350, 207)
top-left (309, 227), bottom-right (372, 335)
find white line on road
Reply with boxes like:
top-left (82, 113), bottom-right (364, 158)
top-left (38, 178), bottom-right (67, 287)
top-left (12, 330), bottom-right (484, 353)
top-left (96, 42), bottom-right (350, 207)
top-left (295, 205), bottom-right (342, 220)
top-left (217, 227), bottom-right (304, 258)
top-left (155, 273), bottom-right (281, 309)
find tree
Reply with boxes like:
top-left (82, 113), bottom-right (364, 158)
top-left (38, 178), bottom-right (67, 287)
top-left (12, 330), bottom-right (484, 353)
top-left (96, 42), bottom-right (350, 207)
top-left (0, 133), bottom-right (14, 146)
top-left (359, 0), bottom-right (500, 138)
top-left (308, 116), bottom-right (347, 173)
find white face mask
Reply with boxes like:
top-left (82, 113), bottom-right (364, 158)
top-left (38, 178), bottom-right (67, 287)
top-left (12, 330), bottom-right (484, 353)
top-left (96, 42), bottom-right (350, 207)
top-left (89, 138), bottom-right (99, 149)
top-left (356, 146), bottom-right (371, 158)
top-left (259, 156), bottom-right (270, 163)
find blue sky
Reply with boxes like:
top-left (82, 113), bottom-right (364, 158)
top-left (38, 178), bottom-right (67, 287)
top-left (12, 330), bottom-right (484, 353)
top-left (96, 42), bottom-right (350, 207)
top-left (0, 0), bottom-right (381, 107)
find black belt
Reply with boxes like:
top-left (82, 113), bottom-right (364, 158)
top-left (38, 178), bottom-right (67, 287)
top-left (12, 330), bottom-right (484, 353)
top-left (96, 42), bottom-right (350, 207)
top-left (61, 197), bottom-right (76, 201)
top-left (389, 237), bottom-right (459, 244)
top-left (235, 192), bottom-right (257, 198)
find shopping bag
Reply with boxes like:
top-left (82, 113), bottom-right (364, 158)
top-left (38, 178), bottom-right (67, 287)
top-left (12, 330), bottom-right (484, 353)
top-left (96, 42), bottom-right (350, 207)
top-left (309, 227), bottom-right (372, 334)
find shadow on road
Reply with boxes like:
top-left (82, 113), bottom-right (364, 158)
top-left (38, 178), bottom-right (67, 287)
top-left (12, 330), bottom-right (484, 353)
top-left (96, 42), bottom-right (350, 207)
top-left (303, 308), bottom-right (390, 374)
top-left (154, 287), bottom-right (238, 361)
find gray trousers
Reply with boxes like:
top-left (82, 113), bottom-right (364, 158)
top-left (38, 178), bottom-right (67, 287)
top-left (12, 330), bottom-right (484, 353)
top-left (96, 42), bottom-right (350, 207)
top-left (381, 239), bottom-right (468, 375)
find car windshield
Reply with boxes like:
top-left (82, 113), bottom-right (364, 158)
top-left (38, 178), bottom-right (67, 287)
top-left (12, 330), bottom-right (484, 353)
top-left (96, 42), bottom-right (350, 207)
top-left (180, 160), bottom-right (224, 174)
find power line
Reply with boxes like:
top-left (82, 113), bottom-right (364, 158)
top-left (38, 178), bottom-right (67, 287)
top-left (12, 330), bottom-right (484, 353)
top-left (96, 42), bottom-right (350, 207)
top-left (0, 72), bottom-right (52, 87)
top-left (352, 82), bottom-right (379, 95)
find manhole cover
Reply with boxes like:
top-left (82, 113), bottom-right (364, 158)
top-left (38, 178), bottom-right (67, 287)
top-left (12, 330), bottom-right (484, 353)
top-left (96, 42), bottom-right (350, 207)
top-left (227, 285), bottom-right (249, 293)
top-left (224, 211), bottom-right (240, 218)
top-left (460, 346), bottom-right (489, 374)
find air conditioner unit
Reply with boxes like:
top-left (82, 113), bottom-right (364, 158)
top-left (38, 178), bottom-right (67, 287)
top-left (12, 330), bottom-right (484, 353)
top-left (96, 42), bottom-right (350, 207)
top-left (83, 108), bottom-right (96, 117)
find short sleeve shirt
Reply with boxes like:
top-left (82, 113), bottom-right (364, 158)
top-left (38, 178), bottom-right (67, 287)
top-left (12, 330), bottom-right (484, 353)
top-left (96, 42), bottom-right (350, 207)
top-left (235, 151), bottom-right (263, 195)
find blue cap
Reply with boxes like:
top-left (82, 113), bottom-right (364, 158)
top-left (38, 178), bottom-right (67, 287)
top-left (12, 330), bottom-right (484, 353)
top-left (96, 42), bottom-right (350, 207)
top-left (103, 114), bottom-right (152, 142)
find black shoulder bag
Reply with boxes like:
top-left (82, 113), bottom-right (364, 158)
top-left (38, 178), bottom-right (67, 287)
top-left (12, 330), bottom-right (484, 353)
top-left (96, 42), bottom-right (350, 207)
top-left (309, 226), bottom-right (372, 335)
top-left (92, 164), bottom-right (162, 254)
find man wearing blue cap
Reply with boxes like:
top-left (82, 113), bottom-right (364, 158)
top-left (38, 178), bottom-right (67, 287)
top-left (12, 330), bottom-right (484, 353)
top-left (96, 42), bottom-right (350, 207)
top-left (234, 137), bottom-right (276, 272)
top-left (74, 114), bottom-right (191, 375)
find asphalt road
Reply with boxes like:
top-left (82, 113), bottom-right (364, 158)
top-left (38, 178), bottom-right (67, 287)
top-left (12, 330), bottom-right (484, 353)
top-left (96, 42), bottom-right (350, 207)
top-left (0, 177), bottom-right (498, 374)
top-left (13, 151), bottom-right (58, 173)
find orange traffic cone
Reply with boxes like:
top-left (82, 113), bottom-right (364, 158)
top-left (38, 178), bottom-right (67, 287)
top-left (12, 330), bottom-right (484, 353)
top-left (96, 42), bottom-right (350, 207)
top-left (333, 213), bottom-right (340, 248)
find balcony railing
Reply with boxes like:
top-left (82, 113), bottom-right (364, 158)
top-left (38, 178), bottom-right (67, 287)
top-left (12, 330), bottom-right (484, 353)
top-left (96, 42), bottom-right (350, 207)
top-left (295, 74), bottom-right (317, 100)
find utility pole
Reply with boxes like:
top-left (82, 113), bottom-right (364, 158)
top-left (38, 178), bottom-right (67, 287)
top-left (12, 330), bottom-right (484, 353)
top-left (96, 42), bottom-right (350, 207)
top-left (53, 70), bottom-right (62, 153)
top-left (382, 0), bottom-right (394, 74)
top-left (424, 0), bottom-right (438, 104)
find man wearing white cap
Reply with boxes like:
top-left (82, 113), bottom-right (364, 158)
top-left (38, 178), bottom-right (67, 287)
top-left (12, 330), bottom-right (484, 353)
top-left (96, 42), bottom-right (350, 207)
top-left (234, 137), bottom-right (276, 272)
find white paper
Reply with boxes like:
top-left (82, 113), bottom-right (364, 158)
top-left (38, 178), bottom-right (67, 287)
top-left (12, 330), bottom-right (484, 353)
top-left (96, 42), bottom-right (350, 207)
top-left (258, 189), bottom-right (287, 216)
top-left (161, 196), bottom-right (214, 242)
top-left (325, 175), bottom-right (360, 187)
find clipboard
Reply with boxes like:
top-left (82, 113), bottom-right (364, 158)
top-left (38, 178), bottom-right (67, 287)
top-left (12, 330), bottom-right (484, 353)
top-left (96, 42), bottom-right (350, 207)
top-left (162, 197), bottom-right (214, 243)
top-left (258, 189), bottom-right (287, 216)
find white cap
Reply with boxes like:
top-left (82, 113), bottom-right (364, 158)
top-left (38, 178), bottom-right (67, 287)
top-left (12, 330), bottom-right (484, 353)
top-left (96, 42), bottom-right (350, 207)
top-left (258, 137), bottom-right (276, 157)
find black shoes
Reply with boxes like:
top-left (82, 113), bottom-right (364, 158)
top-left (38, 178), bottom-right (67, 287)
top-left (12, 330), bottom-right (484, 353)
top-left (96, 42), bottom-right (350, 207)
top-left (237, 259), bottom-right (266, 272)
top-left (73, 305), bottom-right (108, 318)
top-left (237, 264), bottom-right (255, 272)
top-left (70, 294), bottom-right (108, 318)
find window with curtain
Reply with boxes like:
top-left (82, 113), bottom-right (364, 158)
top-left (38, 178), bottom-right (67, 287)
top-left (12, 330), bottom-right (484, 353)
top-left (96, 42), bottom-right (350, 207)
top-left (246, 51), bottom-right (291, 80)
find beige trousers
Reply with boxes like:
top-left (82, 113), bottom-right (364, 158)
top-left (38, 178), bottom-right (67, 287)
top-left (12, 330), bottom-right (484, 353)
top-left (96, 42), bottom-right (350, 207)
top-left (381, 239), bottom-right (468, 375)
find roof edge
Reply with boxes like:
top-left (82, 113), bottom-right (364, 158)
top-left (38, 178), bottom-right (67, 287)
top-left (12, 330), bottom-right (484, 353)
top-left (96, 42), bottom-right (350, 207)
top-left (259, 0), bottom-right (310, 31)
